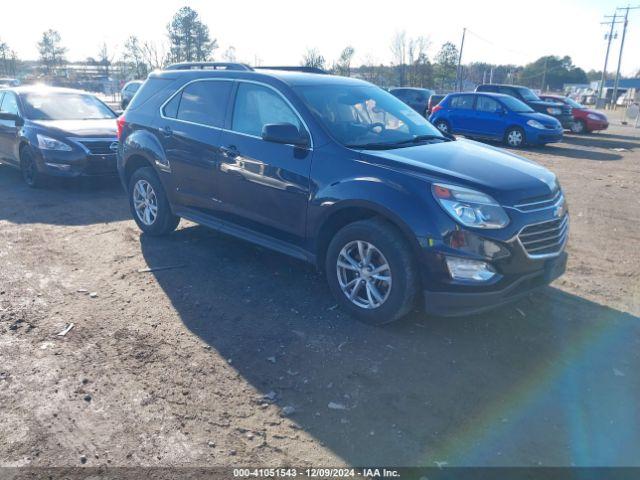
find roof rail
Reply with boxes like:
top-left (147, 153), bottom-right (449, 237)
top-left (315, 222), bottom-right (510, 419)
top-left (255, 66), bottom-right (328, 74)
top-left (165, 62), bottom-right (254, 71)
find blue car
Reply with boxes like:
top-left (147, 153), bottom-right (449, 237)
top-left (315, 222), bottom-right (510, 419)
top-left (429, 92), bottom-right (563, 147)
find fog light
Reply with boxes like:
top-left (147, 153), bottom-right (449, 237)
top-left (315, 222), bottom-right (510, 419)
top-left (445, 256), bottom-right (496, 282)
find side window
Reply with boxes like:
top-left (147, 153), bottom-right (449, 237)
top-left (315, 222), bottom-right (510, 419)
top-left (476, 97), bottom-right (500, 113)
top-left (0, 92), bottom-right (19, 115)
top-left (499, 86), bottom-right (516, 98)
top-left (232, 83), bottom-right (303, 138)
top-left (392, 90), bottom-right (407, 100)
top-left (175, 80), bottom-right (232, 128)
top-left (162, 93), bottom-right (181, 118)
top-left (450, 95), bottom-right (474, 110)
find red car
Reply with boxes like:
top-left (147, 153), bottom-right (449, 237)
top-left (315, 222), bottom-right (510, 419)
top-left (541, 95), bottom-right (609, 134)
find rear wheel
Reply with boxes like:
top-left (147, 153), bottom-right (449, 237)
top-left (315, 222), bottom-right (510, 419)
top-left (20, 147), bottom-right (45, 188)
top-left (434, 120), bottom-right (450, 134)
top-left (325, 218), bottom-right (418, 325)
top-left (128, 167), bottom-right (179, 235)
top-left (570, 120), bottom-right (586, 134)
top-left (505, 127), bottom-right (525, 148)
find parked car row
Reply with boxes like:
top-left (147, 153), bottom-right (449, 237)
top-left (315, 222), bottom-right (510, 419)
top-left (1, 67), bottom-right (570, 325)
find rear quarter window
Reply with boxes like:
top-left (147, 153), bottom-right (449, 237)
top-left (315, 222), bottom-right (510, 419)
top-left (127, 77), bottom-right (178, 111)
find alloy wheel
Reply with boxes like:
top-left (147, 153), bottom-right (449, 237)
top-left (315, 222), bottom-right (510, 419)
top-left (571, 121), bottom-right (584, 134)
top-left (507, 130), bottom-right (523, 147)
top-left (132, 179), bottom-right (158, 226)
top-left (436, 122), bottom-right (449, 133)
top-left (336, 240), bottom-right (392, 309)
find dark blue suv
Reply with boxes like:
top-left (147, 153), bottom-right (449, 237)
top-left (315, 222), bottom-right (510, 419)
top-left (117, 63), bottom-right (568, 324)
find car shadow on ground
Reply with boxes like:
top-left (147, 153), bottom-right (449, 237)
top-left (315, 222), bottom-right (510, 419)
top-left (0, 163), bottom-right (129, 226)
top-left (562, 132), bottom-right (640, 151)
top-left (140, 224), bottom-right (640, 466)
top-left (527, 144), bottom-right (623, 161)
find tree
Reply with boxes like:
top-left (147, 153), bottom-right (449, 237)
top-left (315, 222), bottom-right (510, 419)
top-left (334, 46), bottom-right (355, 77)
top-left (0, 39), bottom-right (17, 76)
top-left (123, 36), bottom-right (148, 79)
top-left (390, 31), bottom-right (407, 86)
top-left (167, 6), bottom-right (217, 63)
top-left (520, 55), bottom-right (587, 91)
top-left (434, 42), bottom-right (459, 91)
top-left (97, 42), bottom-right (114, 79)
top-left (407, 37), bottom-right (431, 87)
top-left (142, 40), bottom-right (168, 71)
top-left (222, 46), bottom-right (237, 62)
top-left (38, 29), bottom-right (67, 74)
top-left (301, 48), bottom-right (325, 70)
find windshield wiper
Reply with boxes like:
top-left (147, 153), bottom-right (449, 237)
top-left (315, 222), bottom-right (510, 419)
top-left (346, 134), bottom-right (450, 150)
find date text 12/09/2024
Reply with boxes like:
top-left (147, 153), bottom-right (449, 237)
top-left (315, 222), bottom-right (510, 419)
top-left (232, 468), bottom-right (400, 478)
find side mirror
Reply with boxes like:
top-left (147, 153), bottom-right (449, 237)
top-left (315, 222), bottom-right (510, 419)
top-left (0, 112), bottom-right (23, 126)
top-left (262, 123), bottom-right (309, 147)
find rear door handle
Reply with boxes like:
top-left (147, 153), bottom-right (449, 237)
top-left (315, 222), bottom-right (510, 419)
top-left (160, 126), bottom-right (173, 137)
top-left (220, 145), bottom-right (238, 158)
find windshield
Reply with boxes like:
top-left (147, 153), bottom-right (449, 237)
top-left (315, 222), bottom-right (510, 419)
top-left (500, 96), bottom-right (535, 113)
top-left (563, 97), bottom-right (583, 109)
top-left (516, 87), bottom-right (540, 102)
top-left (294, 84), bottom-right (446, 149)
top-left (22, 92), bottom-right (116, 121)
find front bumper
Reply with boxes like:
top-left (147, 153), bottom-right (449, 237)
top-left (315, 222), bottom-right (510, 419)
top-left (527, 127), bottom-right (563, 145)
top-left (37, 149), bottom-right (118, 177)
top-left (423, 252), bottom-right (567, 316)
top-left (584, 118), bottom-right (609, 131)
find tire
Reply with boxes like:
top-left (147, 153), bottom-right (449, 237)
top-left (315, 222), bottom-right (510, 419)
top-left (128, 166), bottom-right (179, 236)
top-left (434, 120), bottom-right (450, 134)
top-left (570, 120), bottom-right (586, 134)
top-left (325, 218), bottom-right (419, 325)
top-left (504, 127), bottom-right (525, 148)
top-left (20, 147), bottom-right (46, 188)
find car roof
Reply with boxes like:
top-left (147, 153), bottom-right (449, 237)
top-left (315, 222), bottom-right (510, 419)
top-left (447, 92), bottom-right (516, 100)
top-left (149, 68), bottom-right (371, 88)
top-left (390, 87), bottom-right (432, 91)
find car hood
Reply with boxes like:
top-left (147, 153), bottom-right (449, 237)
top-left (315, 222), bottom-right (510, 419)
top-left (530, 100), bottom-right (564, 109)
top-left (359, 139), bottom-right (558, 205)
top-left (30, 119), bottom-right (117, 138)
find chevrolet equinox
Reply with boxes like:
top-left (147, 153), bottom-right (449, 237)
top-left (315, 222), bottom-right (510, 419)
top-left (117, 63), bottom-right (568, 325)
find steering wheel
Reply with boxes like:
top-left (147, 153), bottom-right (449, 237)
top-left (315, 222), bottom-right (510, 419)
top-left (368, 122), bottom-right (386, 133)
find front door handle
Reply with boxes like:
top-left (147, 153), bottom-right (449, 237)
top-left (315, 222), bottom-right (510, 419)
top-left (220, 145), bottom-right (238, 158)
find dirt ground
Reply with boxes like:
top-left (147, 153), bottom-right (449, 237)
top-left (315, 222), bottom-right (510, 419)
top-left (1, 124), bottom-right (639, 470)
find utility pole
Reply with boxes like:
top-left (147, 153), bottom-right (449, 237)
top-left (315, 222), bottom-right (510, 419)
top-left (489, 67), bottom-right (494, 84)
top-left (456, 27), bottom-right (466, 92)
top-left (612, 5), bottom-right (640, 108)
top-left (598, 13), bottom-right (620, 107)
top-left (541, 57), bottom-right (548, 92)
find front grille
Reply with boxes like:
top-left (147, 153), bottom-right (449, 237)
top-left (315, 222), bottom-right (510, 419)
top-left (518, 214), bottom-right (569, 257)
top-left (514, 190), bottom-right (562, 212)
top-left (77, 140), bottom-right (117, 155)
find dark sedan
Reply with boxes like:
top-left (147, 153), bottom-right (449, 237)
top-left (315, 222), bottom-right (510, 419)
top-left (0, 86), bottom-right (118, 187)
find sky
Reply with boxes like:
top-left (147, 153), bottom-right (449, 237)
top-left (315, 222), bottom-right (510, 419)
top-left (2, 0), bottom-right (638, 76)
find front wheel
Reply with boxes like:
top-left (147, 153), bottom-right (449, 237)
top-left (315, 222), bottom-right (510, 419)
top-left (325, 218), bottom-right (418, 325)
top-left (20, 148), bottom-right (46, 188)
top-left (128, 167), bottom-right (180, 235)
top-left (505, 127), bottom-right (525, 148)
top-left (570, 120), bottom-right (586, 134)
top-left (434, 120), bottom-right (450, 134)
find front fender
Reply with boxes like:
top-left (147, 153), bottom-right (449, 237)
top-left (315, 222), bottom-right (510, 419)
top-left (310, 174), bottom-right (442, 249)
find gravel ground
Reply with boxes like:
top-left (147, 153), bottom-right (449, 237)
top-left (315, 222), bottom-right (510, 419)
top-left (1, 124), bottom-right (639, 469)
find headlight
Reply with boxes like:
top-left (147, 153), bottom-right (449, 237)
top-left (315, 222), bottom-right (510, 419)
top-left (587, 113), bottom-right (602, 121)
top-left (37, 134), bottom-right (73, 151)
top-left (526, 119), bottom-right (545, 129)
top-left (546, 107), bottom-right (561, 115)
top-left (432, 183), bottom-right (510, 229)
